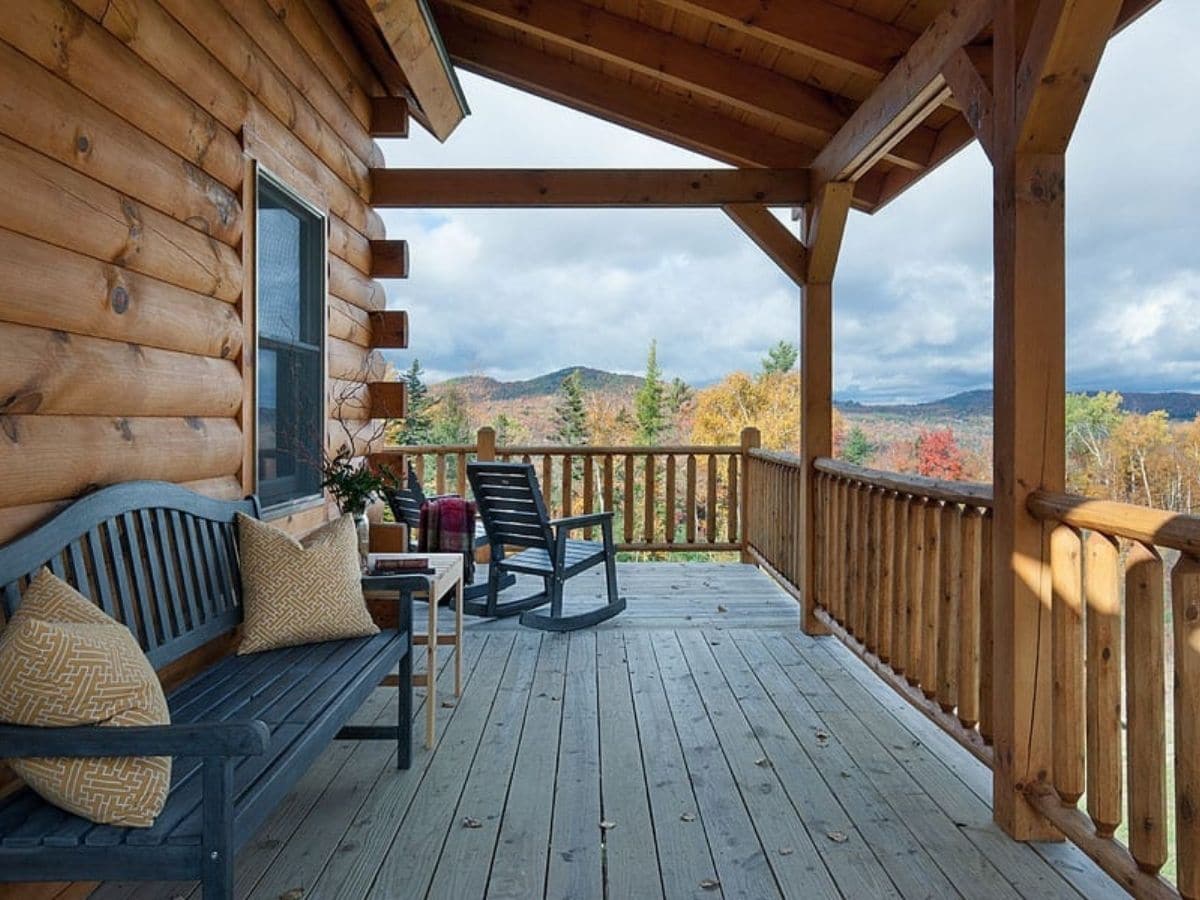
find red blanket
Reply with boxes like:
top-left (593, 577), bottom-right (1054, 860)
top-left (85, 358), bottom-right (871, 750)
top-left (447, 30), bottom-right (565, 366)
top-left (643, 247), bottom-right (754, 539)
top-left (418, 496), bottom-right (477, 586)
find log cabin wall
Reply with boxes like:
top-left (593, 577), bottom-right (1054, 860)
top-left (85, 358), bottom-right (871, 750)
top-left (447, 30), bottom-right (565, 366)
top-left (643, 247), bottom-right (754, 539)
top-left (0, 0), bottom-right (408, 850)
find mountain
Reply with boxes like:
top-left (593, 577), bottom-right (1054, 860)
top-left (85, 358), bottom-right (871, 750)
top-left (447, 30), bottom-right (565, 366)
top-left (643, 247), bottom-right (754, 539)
top-left (837, 389), bottom-right (1200, 421)
top-left (434, 367), bottom-right (644, 402)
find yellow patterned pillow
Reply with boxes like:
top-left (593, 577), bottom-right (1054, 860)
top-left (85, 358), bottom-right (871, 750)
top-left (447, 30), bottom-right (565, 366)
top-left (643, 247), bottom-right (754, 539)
top-left (0, 570), bottom-right (171, 827)
top-left (236, 513), bottom-right (378, 655)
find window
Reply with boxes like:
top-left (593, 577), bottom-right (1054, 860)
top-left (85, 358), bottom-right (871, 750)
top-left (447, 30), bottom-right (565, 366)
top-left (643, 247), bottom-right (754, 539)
top-left (256, 173), bottom-right (325, 511)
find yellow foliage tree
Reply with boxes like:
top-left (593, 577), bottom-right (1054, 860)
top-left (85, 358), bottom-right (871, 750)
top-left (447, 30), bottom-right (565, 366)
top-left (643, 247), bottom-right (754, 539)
top-left (689, 371), bottom-right (843, 452)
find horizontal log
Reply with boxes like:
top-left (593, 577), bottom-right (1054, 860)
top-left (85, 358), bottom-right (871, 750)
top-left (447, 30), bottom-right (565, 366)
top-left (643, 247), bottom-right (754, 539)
top-left (370, 168), bottom-right (812, 207)
top-left (328, 337), bottom-right (387, 382)
top-left (327, 418), bottom-right (387, 458)
top-left (0, 416), bottom-right (242, 506)
top-left (297, 0), bottom-right (386, 98)
top-left (1028, 490), bottom-right (1200, 555)
top-left (0, 228), bottom-right (242, 359)
top-left (370, 97), bottom-right (410, 137)
top-left (368, 310), bottom-right (409, 349)
top-left (329, 215), bottom-right (373, 274)
top-left (370, 240), bottom-right (410, 278)
top-left (813, 457), bottom-right (994, 507)
top-left (0, 0), bottom-right (243, 190)
top-left (375, 443), bottom-right (743, 456)
top-left (0, 136), bottom-right (241, 301)
top-left (329, 295), bottom-right (372, 347)
top-left (329, 255), bottom-right (387, 312)
top-left (0, 41), bottom-right (241, 248)
top-left (368, 381), bottom-right (407, 419)
top-left (0, 322), bottom-right (242, 418)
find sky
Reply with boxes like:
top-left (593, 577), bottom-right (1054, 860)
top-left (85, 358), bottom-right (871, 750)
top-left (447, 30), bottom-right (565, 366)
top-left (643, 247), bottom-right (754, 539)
top-left (376, 5), bottom-right (1200, 404)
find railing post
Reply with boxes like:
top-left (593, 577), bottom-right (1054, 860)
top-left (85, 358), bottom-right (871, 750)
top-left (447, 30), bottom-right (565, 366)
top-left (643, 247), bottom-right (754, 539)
top-left (476, 426), bottom-right (496, 462)
top-left (739, 427), bottom-right (760, 564)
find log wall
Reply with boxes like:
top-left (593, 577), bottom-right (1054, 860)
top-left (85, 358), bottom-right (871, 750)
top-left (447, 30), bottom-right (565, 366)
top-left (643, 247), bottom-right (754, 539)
top-left (0, 0), bottom-right (408, 853)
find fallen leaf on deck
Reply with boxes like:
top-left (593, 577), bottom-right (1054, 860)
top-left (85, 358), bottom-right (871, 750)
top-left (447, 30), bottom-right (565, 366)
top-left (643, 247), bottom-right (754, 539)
top-left (779, 847), bottom-right (794, 856)
top-left (279, 890), bottom-right (304, 900)
top-left (754, 757), bottom-right (772, 768)
top-left (462, 817), bottom-right (483, 829)
top-left (826, 831), bottom-right (848, 843)
top-left (441, 700), bottom-right (456, 708)
top-left (680, 812), bottom-right (696, 822)
top-left (717, 605), bottom-right (727, 613)
top-left (600, 820), bottom-right (616, 830)
top-left (700, 879), bottom-right (721, 890)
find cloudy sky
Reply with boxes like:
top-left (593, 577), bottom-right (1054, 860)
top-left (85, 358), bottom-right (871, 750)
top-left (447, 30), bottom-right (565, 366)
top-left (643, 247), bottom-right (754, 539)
top-left (377, 5), bottom-right (1199, 404)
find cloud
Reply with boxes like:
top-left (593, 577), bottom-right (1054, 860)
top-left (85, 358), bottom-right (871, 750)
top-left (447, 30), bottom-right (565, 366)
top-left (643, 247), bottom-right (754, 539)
top-left (380, 6), bottom-right (1200, 402)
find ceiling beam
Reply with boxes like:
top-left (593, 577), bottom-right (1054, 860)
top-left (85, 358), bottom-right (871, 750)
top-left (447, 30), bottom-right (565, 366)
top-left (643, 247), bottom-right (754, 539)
top-left (372, 168), bottom-right (812, 207)
top-left (436, 17), bottom-right (818, 168)
top-left (357, 0), bottom-right (470, 141)
top-left (650, 0), bottom-right (914, 81)
top-left (723, 204), bottom-right (807, 288)
top-left (809, 0), bottom-right (992, 188)
top-left (437, 0), bottom-right (845, 141)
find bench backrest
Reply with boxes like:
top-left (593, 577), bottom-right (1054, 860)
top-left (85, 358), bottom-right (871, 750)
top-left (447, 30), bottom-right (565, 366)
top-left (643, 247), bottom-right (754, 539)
top-left (0, 481), bottom-right (260, 670)
top-left (467, 462), bottom-right (555, 550)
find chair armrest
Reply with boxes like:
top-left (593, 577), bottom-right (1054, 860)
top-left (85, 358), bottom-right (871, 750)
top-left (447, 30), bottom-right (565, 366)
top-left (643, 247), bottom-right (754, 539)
top-left (551, 512), bottom-right (614, 532)
top-left (0, 721), bottom-right (270, 759)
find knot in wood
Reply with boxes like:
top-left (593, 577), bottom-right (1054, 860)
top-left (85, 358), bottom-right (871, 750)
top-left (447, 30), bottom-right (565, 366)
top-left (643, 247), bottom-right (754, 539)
top-left (110, 285), bottom-right (130, 314)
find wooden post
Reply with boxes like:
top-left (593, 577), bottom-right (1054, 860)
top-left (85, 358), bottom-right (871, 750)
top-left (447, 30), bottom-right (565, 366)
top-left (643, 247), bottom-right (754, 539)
top-left (800, 181), bottom-right (852, 636)
top-left (740, 427), bottom-right (760, 563)
top-left (476, 426), bottom-right (496, 462)
top-left (989, 0), bottom-right (1121, 841)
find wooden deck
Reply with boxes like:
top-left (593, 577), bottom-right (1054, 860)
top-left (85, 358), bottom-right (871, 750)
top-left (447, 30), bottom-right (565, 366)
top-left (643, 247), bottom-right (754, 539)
top-left (88, 563), bottom-right (1123, 900)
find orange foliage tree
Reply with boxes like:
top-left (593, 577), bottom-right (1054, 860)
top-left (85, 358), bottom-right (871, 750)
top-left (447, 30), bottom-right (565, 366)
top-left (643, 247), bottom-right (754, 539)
top-left (689, 371), bottom-right (844, 453)
top-left (915, 428), bottom-right (966, 480)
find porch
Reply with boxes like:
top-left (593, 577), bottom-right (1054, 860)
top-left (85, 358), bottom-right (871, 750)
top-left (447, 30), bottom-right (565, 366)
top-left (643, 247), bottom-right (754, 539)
top-left (86, 563), bottom-right (1122, 900)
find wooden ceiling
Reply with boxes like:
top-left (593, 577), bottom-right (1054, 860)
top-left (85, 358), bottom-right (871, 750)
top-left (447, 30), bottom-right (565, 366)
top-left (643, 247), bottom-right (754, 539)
top-left (405, 0), bottom-right (1157, 213)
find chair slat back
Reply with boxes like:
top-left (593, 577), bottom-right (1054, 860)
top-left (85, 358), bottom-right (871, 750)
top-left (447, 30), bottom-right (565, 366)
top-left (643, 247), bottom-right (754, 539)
top-left (0, 481), bottom-right (259, 669)
top-left (385, 465), bottom-right (426, 531)
top-left (467, 462), bottom-right (555, 550)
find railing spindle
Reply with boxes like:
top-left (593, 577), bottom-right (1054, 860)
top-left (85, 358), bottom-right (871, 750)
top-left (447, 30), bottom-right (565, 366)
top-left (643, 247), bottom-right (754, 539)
top-left (1051, 523), bottom-right (1085, 804)
top-left (920, 499), bottom-right (942, 699)
top-left (542, 455), bottom-right (553, 509)
top-left (1173, 553), bottom-right (1200, 898)
top-left (624, 455), bottom-right (635, 544)
top-left (957, 508), bottom-right (982, 729)
top-left (562, 454), bottom-right (573, 518)
top-left (979, 511), bottom-right (994, 745)
top-left (727, 454), bottom-right (738, 543)
top-left (603, 455), bottom-right (615, 517)
top-left (685, 455), bottom-right (697, 544)
top-left (1085, 531), bottom-right (1123, 837)
top-left (867, 486), bottom-right (883, 655)
top-left (583, 456), bottom-right (595, 539)
top-left (456, 452), bottom-right (467, 497)
top-left (644, 453), bottom-right (656, 543)
top-left (878, 491), bottom-right (896, 664)
top-left (706, 455), bottom-right (717, 544)
top-left (907, 497), bottom-right (926, 687)
top-left (665, 455), bottom-right (676, 545)
top-left (892, 493), bottom-right (910, 675)
top-left (1125, 542), bottom-right (1167, 874)
top-left (937, 502), bottom-right (961, 714)
top-left (436, 452), bottom-right (447, 496)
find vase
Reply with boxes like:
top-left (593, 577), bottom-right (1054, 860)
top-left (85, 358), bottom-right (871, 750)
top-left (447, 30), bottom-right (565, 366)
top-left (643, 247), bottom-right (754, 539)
top-left (353, 512), bottom-right (370, 572)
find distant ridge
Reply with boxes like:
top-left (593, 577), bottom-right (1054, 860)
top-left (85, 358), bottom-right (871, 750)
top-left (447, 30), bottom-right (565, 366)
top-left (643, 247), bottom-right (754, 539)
top-left (837, 389), bottom-right (1200, 420)
top-left (435, 367), bottom-right (643, 402)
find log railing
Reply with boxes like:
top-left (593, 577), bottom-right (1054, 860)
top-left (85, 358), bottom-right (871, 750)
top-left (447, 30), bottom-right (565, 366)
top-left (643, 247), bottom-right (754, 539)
top-left (1025, 492), bottom-right (1200, 899)
top-left (376, 427), bottom-right (752, 553)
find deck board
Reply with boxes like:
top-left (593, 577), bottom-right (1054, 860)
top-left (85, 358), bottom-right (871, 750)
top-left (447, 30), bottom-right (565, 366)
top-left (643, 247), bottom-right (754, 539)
top-left (84, 563), bottom-right (1125, 900)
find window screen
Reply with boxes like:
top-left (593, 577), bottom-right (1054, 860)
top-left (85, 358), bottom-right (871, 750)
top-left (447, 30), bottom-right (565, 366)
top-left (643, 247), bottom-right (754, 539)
top-left (256, 174), bottom-right (324, 510)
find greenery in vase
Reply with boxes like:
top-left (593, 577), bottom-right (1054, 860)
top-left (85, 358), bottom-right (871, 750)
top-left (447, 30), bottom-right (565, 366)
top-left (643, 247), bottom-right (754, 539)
top-left (321, 447), bottom-right (398, 516)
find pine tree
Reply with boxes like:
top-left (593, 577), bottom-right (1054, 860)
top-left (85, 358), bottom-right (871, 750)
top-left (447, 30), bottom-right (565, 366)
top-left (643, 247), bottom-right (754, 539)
top-left (398, 359), bottom-right (433, 444)
top-left (843, 426), bottom-right (873, 465)
top-left (634, 340), bottom-right (666, 445)
top-left (553, 369), bottom-right (590, 445)
top-left (761, 340), bottom-right (799, 375)
top-left (666, 376), bottom-right (692, 415)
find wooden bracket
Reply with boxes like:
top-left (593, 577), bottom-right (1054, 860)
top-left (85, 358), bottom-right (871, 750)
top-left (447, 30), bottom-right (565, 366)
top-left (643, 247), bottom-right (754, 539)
top-left (368, 381), bottom-right (407, 419)
top-left (369, 97), bottom-right (410, 138)
top-left (368, 310), bottom-right (409, 349)
top-left (370, 240), bottom-right (410, 278)
top-left (803, 182), bottom-right (854, 284)
top-left (722, 204), bottom-right (807, 287)
top-left (941, 48), bottom-right (995, 161)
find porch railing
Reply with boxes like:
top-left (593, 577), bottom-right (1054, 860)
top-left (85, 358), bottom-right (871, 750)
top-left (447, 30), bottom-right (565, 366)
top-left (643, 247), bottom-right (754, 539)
top-left (375, 426), bottom-right (760, 554)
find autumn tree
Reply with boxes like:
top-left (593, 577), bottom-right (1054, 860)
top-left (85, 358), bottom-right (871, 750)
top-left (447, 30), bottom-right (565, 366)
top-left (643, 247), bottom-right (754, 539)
top-left (429, 387), bottom-right (471, 445)
top-left (690, 371), bottom-right (801, 450)
top-left (635, 340), bottom-right (666, 445)
top-left (493, 412), bottom-right (525, 446)
top-left (1065, 391), bottom-right (1123, 495)
top-left (916, 428), bottom-right (965, 480)
top-left (762, 340), bottom-right (799, 375)
top-left (553, 369), bottom-right (589, 445)
top-left (587, 394), bottom-right (636, 444)
top-left (1111, 410), bottom-right (1171, 506)
top-left (666, 376), bottom-right (692, 415)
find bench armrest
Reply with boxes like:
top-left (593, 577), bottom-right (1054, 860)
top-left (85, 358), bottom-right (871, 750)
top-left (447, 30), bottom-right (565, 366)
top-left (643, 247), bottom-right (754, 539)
top-left (0, 721), bottom-right (271, 759)
top-left (551, 512), bottom-right (614, 532)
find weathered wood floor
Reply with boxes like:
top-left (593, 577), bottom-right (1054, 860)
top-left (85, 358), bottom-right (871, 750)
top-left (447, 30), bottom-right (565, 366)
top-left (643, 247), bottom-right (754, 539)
top-left (88, 564), bottom-right (1122, 900)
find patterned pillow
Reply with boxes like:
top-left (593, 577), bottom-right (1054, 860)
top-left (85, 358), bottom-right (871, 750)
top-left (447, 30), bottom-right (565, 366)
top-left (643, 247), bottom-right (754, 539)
top-left (0, 570), bottom-right (171, 827)
top-left (237, 513), bottom-right (379, 655)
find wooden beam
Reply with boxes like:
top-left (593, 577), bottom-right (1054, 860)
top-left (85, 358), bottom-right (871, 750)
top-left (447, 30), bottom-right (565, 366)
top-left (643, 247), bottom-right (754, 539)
top-left (436, 17), bottom-right (819, 168)
top-left (942, 48), bottom-right (995, 160)
top-left (369, 310), bottom-right (409, 349)
top-left (368, 381), bottom-right (407, 419)
top-left (722, 204), bottom-right (807, 287)
top-left (810, 0), bottom-right (992, 187)
top-left (1016, 0), bottom-right (1124, 154)
top-left (369, 96), bottom-right (410, 138)
top-left (799, 181), bottom-right (852, 636)
top-left (372, 168), bottom-right (811, 207)
top-left (438, 0), bottom-right (845, 140)
top-left (650, 0), bottom-right (915, 81)
top-left (359, 0), bottom-right (469, 141)
top-left (369, 240), bottom-right (409, 277)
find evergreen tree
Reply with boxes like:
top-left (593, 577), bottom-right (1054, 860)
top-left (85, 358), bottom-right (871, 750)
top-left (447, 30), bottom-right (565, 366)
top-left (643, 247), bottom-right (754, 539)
top-left (761, 340), bottom-right (799, 375)
top-left (493, 412), bottom-right (520, 446)
top-left (398, 359), bottom-right (433, 444)
top-left (666, 376), bottom-right (692, 415)
top-left (843, 426), bottom-right (873, 465)
top-left (553, 369), bottom-right (590, 445)
top-left (429, 388), bottom-right (471, 445)
top-left (634, 340), bottom-right (666, 444)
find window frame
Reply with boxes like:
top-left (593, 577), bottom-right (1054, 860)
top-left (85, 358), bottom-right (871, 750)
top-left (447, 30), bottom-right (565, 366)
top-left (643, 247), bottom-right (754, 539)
top-left (253, 167), bottom-right (329, 517)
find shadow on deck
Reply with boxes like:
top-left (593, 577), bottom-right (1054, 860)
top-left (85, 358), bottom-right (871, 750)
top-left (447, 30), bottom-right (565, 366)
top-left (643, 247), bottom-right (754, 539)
top-left (90, 563), bottom-right (1123, 900)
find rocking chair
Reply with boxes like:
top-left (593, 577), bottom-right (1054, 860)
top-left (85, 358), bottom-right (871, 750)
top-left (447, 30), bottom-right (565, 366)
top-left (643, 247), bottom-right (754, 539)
top-left (466, 462), bottom-right (625, 631)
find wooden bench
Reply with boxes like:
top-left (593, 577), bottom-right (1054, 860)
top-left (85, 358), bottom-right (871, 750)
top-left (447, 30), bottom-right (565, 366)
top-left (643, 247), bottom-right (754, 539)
top-left (0, 481), bottom-right (413, 899)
